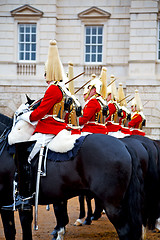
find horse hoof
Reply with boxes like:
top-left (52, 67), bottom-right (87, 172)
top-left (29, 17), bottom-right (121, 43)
top-left (74, 219), bottom-right (83, 226)
top-left (91, 215), bottom-right (101, 221)
top-left (83, 219), bottom-right (91, 225)
top-left (56, 227), bottom-right (65, 240)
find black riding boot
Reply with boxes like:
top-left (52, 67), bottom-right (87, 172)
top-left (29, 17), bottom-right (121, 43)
top-left (2, 141), bottom-right (36, 211)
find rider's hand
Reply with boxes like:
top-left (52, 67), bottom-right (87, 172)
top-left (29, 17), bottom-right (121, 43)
top-left (17, 112), bottom-right (31, 122)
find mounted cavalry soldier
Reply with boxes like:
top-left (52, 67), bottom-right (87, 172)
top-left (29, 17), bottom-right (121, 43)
top-left (105, 75), bottom-right (122, 133)
top-left (128, 89), bottom-right (146, 136)
top-left (79, 72), bottom-right (108, 135)
top-left (3, 40), bottom-right (78, 210)
top-left (117, 83), bottom-right (131, 126)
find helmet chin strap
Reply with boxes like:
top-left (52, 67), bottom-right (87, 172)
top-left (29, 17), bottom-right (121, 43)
top-left (84, 87), bottom-right (98, 101)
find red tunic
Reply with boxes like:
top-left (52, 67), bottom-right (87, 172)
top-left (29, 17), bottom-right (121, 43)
top-left (128, 113), bottom-right (143, 129)
top-left (105, 102), bottom-right (117, 122)
top-left (30, 84), bottom-right (67, 135)
top-left (119, 110), bottom-right (127, 125)
top-left (79, 97), bottom-right (108, 134)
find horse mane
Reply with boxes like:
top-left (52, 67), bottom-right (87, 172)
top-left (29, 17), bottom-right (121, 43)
top-left (0, 113), bottom-right (12, 127)
top-left (0, 113), bottom-right (12, 134)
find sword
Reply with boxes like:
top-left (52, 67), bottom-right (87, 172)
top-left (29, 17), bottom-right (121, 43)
top-left (65, 72), bottom-right (85, 85)
top-left (117, 95), bottom-right (131, 104)
top-left (34, 135), bottom-right (45, 230)
top-left (74, 79), bottom-right (92, 94)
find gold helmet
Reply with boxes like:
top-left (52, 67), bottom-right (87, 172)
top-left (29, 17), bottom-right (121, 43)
top-left (46, 40), bottom-right (63, 83)
top-left (83, 74), bottom-right (96, 95)
top-left (131, 89), bottom-right (143, 111)
top-left (68, 62), bottom-right (74, 95)
top-left (118, 83), bottom-right (127, 106)
top-left (100, 67), bottom-right (107, 99)
top-left (107, 75), bottom-right (117, 100)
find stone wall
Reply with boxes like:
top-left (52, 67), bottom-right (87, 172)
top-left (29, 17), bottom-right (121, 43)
top-left (0, 0), bottom-right (160, 138)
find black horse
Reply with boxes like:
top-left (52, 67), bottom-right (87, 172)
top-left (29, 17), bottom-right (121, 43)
top-left (2, 106), bottom-right (160, 239)
top-left (121, 135), bottom-right (160, 230)
top-left (0, 113), bottom-right (33, 240)
top-left (11, 130), bottom-right (146, 240)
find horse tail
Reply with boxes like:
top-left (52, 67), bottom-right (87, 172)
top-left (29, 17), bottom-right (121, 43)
top-left (123, 145), bottom-right (144, 239)
top-left (142, 141), bottom-right (159, 230)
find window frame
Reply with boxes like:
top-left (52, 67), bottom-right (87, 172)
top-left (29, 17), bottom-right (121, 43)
top-left (18, 23), bottom-right (37, 62)
top-left (84, 25), bottom-right (104, 64)
top-left (158, 20), bottom-right (160, 61)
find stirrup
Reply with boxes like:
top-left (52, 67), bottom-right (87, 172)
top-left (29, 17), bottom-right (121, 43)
top-left (40, 170), bottom-right (46, 177)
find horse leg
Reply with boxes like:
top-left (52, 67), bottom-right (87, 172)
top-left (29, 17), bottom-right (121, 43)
top-left (74, 195), bottom-right (85, 226)
top-left (83, 195), bottom-right (92, 225)
top-left (18, 208), bottom-right (33, 240)
top-left (51, 200), bottom-right (68, 239)
top-left (55, 227), bottom-right (65, 240)
top-left (0, 209), bottom-right (16, 240)
top-left (91, 197), bottom-right (103, 221)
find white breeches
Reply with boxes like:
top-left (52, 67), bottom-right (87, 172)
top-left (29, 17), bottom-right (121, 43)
top-left (28, 133), bottom-right (55, 163)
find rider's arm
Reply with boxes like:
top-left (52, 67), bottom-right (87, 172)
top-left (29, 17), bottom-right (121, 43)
top-left (79, 99), bottom-right (101, 126)
top-left (30, 85), bottom-right (62, 122)
top-left (128, 114), bottom-right (142, 128)
top-left (105, 103), bottom-right (117, 122)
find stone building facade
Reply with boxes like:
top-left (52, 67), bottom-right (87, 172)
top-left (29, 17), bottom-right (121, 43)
top-left (0, 0), bottom-right (160, 138)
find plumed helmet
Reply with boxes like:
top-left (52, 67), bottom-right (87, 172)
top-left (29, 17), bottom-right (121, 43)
top-left (68, 62), bottom-right (74, 95)
top-left (100, 67), bottom-right (107, 99)
top-left (46, 40), bottom-right (63, 82)
top-left (83, 74), bottom-right (96, 95)
top-left (131, 90), bottom-right (143, 111)
top-left (89, 77), bottom-right (102, 94)
top-left (44, 60), bottom-right (48, 74)
top-left (118, 83), bottom-right (127, 106)
top-left (107, 75), bottom-right (118, 100)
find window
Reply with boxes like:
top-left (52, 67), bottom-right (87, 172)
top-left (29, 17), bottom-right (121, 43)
top-left (158, 21), bottom-right (160, 60)
top-left (18, 24), bottom-right (37, 61)
top-left (85, 26), bottom-right (103, 63)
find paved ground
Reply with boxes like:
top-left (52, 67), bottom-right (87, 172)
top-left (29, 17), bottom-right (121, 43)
top-left (0, 197), bottom-right (160, 239)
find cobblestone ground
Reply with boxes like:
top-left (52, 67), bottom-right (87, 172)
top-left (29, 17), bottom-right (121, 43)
top-left (0, 197), bottom-right (160, 239)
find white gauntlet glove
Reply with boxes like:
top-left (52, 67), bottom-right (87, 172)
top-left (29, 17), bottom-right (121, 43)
top-left (17, 111), bottom-right (38, 126)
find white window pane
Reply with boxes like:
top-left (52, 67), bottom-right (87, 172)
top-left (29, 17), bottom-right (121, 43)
top-left (97, 54), bottom-right (102, 62)
top-left (86, 36), bottom-right (90, 44)
top-left (20, 34), bottom-right (24, 42)
top-left (86, 45), bottom-right (90, 53)
top-left (86, 27), bottom-right (90, 35)
top-left (85, 54), bottom-right (90, 62)
top-left (31, 53), bottom-right (36, 60)
top-left (25, 52), bottom-right (30, 60)
top-left (20, 26), bottom-right (24, 33)
top-left (92, 27), bottom-right (96, 35)
top-left (31, 34), bottom-right (36, 42)
top-left (98, 27), bottom-right (102, 35)
top-left (32, 44), bottom-right (36, 51)
top-left (32, 26), bottom-right (36, 33)
top-left (26, 34), bottom-right (30, 42)
top-left (20, 43), bottom-right (24, 51)
top-left (20, 52), bottom-right (24, 60)
top-left (98, 45), bottom-right (102, 53)
top-left (26, 44), bottom-right (30, 51)
top-left (92, 36), bottom-right (96, 44)
top-left (98, 36), bottom-right (102, 44)
top-left (91, 54), bottom-right (96, 62)
top-left (92, 45), bottom-right (96, 53)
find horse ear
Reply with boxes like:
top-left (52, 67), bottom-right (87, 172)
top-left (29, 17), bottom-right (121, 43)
top-left (25, 94), bottom-right (35, 105)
